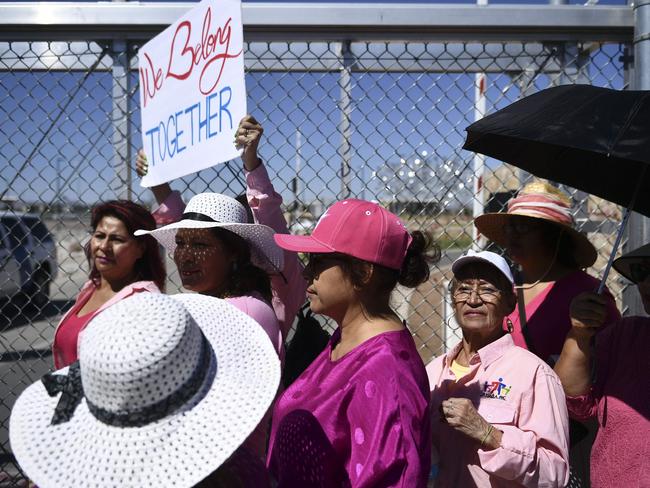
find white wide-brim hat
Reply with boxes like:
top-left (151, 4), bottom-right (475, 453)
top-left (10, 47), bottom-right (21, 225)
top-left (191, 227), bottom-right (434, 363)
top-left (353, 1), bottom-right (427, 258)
top-left (10, 293), bottom-right (281, 488)
top-left (135, 193), bottom-right (284, 273)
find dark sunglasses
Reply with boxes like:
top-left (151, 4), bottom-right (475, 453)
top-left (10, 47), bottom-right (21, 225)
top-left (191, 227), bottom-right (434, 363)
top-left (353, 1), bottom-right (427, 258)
top-left (504, 219), bottom-right (540, 236)
top-left (303, 253), bottom-right (349, 277)
top-left (629, 262), bottom-right (650, 284)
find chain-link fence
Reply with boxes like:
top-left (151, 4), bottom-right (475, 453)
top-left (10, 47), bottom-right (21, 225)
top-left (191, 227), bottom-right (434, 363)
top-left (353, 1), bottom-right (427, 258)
top-left (0, 7), bottom-right (635, 482)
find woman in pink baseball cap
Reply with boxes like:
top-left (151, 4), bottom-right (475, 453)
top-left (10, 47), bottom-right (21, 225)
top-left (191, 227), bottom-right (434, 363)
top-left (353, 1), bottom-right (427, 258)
top-left (267, 198), bottom-right (439, 487)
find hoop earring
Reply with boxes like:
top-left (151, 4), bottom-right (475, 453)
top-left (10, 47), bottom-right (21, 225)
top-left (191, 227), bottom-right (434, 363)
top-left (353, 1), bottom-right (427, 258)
top-left (505, 317), bottom-right (514, 333)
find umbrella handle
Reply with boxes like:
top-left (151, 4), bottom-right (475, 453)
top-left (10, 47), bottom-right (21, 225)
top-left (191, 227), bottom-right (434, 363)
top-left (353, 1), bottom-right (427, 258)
top-left (597, 165), bottom-right (647, 294)
top-left (597, 207), bottom-right (631, 294)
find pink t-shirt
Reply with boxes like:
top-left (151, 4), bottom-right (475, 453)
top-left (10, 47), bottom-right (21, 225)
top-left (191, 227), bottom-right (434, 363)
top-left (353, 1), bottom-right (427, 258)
top-left (507, 270), bottom-right (620, 363)
top-left (52, 281), bottom-right (161, 369)
top-left (566, 316), bottom-right (650, 488)
top-left (226, 294), bottom-right (283, 359)
top-left (268, 328), bottom-right (431, 487)
top-left (427, 334), bottom-right (570, 487)
top-left (226, 294), bottom-right (282, 461)
top-left (52, 306), bottom-right (94, 368)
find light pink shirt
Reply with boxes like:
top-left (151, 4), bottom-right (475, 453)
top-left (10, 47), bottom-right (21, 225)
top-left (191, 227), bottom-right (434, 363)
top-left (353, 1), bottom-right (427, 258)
top-left (245, 164), bottom-right (307, 339)
top-left (152, 163), bottom-right (307, 340)
top-left (227, 294), bottom-right (283, 358)
top-left (226, 293), bottom-right (281, 461)
top-left (426, 334), bottom-right (569, 487)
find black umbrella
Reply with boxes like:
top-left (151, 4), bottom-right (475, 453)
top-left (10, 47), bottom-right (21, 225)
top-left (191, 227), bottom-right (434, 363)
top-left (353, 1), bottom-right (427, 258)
top-left (463, 84), bottom-right (650, 288)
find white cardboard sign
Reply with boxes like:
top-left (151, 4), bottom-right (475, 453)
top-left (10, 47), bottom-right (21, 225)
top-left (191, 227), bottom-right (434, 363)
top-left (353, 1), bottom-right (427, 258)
top-left (138, 0), bottom-right (245, 187)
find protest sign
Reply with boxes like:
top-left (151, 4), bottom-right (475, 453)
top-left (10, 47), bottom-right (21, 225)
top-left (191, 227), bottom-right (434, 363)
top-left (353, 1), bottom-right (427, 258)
top-left (138, 0), bottom-right (245, 187)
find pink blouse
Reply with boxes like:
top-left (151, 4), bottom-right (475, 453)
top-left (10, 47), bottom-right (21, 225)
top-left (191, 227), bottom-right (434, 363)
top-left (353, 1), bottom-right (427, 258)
top-left (507, 270), bottom-right (620, 363)
top-left (566, 316), bottom-right (650, 488)
top-left (52, 306), bottom-right (94, 368)
top-left (267, 328), bottom-right (431, 487)
top-left (226, 294), bottom-right (282, 461)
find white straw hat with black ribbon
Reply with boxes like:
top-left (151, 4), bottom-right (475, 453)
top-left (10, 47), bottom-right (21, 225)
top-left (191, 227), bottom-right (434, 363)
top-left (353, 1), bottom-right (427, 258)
top-left (135, 193), bottom-right (284, 273)
top-left (9, 293), bottom-right (281, 488)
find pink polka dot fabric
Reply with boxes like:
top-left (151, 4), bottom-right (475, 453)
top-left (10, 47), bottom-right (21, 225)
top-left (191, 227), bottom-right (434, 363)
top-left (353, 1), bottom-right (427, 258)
top-left (267, 328), bottom-right (431, 487)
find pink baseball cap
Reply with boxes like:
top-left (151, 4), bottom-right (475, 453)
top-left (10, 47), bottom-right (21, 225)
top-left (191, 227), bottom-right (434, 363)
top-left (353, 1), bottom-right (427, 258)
top-left (274, 199), bottom-right (413, 270)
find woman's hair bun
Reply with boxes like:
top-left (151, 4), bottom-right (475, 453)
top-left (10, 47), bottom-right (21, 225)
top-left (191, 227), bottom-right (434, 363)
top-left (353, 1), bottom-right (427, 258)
top-left (398, 230), bottom-right (441, 288)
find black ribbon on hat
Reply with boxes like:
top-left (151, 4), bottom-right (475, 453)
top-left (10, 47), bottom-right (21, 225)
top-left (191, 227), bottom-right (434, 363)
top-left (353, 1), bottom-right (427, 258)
top-left (86, 338), bottom-right (212, 427)
top-left (40, 336), bottom-right (212, 428)
top-left (41, 361), bottom-right (84, 425)
top-left (182, 211), bottom-right (219, 223)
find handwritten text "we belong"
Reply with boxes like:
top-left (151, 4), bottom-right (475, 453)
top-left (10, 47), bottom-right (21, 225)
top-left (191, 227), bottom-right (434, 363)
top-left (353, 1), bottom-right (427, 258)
top-left (139, 6), bottom-right (242, 107)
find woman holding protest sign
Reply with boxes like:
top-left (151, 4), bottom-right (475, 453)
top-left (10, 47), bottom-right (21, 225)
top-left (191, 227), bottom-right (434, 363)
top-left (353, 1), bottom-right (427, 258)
top-left (134, 187), bottom-right (284, 461)
top-left (136, 115), bottom-right (306, 461)
top-left (136, 114), bottom-right (306, 342)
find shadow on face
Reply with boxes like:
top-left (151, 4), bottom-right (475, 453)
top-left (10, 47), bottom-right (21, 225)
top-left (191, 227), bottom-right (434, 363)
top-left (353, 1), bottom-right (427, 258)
top-left (632, 259), bottom-right (650, 314)
top-left (173, 228), bottom-right (234, 295)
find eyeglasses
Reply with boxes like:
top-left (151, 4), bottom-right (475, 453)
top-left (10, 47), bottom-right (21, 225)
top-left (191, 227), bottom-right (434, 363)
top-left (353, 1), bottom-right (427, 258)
top-left (452, 283), bottom-right (502, 303)
top-left (629, 262), bottom-right (650, 284)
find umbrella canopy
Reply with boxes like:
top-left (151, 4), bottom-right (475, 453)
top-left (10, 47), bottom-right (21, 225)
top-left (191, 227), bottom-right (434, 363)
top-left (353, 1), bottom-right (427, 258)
top-left (463, 84), bottom-right (650, 217)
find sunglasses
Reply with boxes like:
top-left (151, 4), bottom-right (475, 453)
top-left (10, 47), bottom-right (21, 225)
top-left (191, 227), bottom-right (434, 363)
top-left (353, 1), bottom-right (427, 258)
top-left (504, 219), bottom-right (540, 236)
top-left (628, 262), bottom-right (650, 284)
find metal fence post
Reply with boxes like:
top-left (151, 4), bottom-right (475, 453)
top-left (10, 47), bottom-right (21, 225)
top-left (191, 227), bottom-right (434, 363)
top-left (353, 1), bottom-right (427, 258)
top-left (339, 41), bottom-right (353, 200)
top-left (111, 39), bottom-right (132, 201)
top-left (555, 42), bottom-right (592, 227)
top-left (624, 0), bottom-right (650, 315)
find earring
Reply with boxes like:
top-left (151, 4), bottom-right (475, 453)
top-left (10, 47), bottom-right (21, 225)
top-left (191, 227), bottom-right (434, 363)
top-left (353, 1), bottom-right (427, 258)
top-left (505, 317), bottom-right (514, 333)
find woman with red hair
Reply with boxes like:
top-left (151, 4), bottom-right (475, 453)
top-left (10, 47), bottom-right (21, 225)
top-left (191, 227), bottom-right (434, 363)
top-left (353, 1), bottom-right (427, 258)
top-left (52, 200), bottom-right (165, 368)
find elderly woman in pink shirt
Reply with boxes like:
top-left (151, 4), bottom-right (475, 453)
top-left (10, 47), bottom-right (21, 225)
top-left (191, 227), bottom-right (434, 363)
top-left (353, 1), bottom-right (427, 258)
top-left (427, 250), bottom-right (569, 487)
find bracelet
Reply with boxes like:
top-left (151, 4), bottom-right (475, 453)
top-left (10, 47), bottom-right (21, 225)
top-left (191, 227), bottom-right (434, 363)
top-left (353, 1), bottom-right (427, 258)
top-left (480, 424), bottom-right (494, 448)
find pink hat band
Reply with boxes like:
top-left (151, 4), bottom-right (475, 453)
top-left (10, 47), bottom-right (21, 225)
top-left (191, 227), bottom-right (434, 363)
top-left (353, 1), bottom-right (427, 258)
top-left (275, 199), bottom-right (412, 270)
top-left (507, 193), bottom-right (574, 226)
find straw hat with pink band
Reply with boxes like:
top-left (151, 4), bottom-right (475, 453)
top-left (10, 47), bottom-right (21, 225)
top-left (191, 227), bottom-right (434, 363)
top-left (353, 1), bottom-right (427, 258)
top-left (474, 182), bottom-right (597, 268)
top-left (274, 199), bottom-right (412, 270)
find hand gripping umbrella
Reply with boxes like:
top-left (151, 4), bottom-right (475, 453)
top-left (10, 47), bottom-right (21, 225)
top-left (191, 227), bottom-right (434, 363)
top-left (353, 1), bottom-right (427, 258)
top-left (463, 84), bottom-right (650, 291)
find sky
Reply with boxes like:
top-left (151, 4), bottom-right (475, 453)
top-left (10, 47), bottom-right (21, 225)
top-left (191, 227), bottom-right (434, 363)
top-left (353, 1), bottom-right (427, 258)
top-left (0, 0), bottom-right (630, 210)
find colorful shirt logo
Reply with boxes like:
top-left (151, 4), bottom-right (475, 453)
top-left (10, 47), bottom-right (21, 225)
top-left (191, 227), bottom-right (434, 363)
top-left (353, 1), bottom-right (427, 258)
top-left (482, 377), bottom-right (511, 400)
